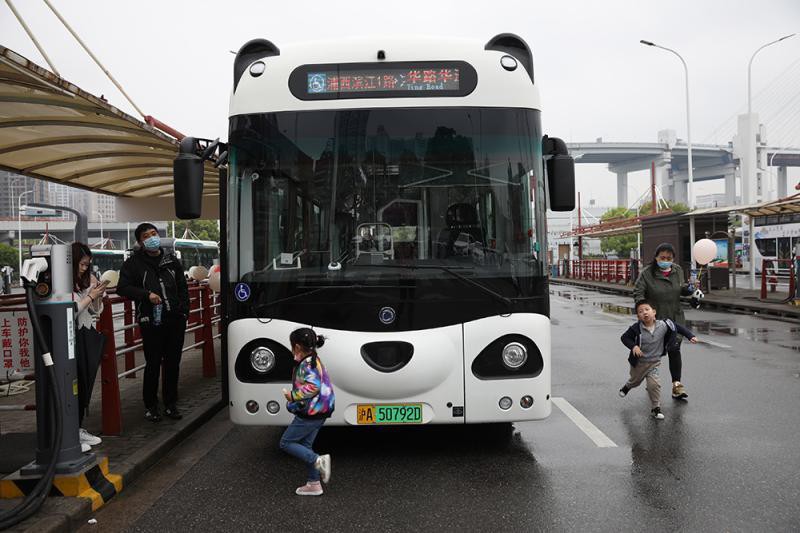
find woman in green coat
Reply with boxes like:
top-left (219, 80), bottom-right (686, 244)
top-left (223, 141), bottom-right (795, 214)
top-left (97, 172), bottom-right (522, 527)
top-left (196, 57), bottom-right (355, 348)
top-left (632, 242), bottom-right (695, 400)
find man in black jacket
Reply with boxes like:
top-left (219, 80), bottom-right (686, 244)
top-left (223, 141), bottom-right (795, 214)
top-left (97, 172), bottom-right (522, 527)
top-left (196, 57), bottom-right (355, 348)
top-left (117, 223), bottom-right (190, 422)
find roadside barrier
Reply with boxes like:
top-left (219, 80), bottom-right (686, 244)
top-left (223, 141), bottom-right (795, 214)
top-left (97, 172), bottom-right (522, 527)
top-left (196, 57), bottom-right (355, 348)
top-left (97, 280), bottom-right (220, 436)
top-left (559, 259), bottom-right (637, 285)
top-left (0, 280), bottom-right (221, 437)
top-left (760, 259), bottom-right (795, 301)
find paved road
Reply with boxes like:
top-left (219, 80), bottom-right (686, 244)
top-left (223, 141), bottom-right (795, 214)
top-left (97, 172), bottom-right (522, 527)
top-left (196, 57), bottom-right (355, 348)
top-left (84, 286), bottom-right (800, 532)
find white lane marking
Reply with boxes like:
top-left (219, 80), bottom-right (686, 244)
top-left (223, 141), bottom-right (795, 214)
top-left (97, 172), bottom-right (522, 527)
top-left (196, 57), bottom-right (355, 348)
top-left (552, 397), bottom-right (618, 448)
top-left (700, 339), bottom-right (732, 349)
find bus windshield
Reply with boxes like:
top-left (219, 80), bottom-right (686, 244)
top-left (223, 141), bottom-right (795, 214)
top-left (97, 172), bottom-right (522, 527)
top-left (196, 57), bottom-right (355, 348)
top-left (229, 107), bottom-right (546, 289)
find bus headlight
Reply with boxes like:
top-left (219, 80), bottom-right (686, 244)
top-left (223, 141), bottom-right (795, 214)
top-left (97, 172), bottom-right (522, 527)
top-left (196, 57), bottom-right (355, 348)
top-left (250, 347), bottom-right (275, 373)
top-left (501, 342), bottom-right (527, 370)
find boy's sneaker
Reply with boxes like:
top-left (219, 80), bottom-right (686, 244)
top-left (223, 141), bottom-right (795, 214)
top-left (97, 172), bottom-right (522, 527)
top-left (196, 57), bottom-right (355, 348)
top-left (618, 385), bottom-right (630, 398)
top-left (164, 406), bottom-right (183, 420)
top-left (295, 481), bottom-right (323, 496)
top-left (144, 409), bottom-right (162, 422)
top-left (315, 454), bottom-right (331, 483)
top-left (672, 382), bottom-right (688, 400)
top-left (81, 442), bottom-right (91, 453)
top-left (79, 428), bottom-right (102, 446)
top-left (651, 407), bottom-right (665, 420)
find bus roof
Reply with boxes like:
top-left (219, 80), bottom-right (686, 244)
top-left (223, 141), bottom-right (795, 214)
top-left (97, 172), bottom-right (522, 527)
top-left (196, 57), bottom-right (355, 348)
top-left (174, 238), bottom-right (218, 248)
top-left (230, 35), bottom-right (541, 116)
top-left (90, 249), bottom-right (125, 255)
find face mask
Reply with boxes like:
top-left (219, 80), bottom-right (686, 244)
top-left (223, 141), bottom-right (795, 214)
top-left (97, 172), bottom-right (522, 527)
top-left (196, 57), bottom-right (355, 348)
top-left (657, 260), bottom-right (672, 270)
top-left (143, 235), bottom-right (161, 250)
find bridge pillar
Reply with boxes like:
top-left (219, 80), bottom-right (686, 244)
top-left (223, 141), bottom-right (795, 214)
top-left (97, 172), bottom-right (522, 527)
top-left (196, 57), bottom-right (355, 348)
top-left (777, 166), bottom-right (788, 198)
top-left (673, 178), bottom-right (688, 205)
top-left (655, 163), bottom-right (672, 204)
top-left (725, 171), bottom-right (736, 206)
top-left (616, 172), bottom-right (628, 207)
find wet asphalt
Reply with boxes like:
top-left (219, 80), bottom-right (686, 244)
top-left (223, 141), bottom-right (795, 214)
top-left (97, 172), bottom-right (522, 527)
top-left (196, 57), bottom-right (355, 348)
top-left (92, 286), bottom-right (800, 532)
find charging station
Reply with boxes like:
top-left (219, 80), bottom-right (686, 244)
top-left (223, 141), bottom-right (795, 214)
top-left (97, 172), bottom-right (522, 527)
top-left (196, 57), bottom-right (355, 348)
top-left (1, 244), bottom-right (121, 526)
top-left (21, 244), bottom-right (95, 475)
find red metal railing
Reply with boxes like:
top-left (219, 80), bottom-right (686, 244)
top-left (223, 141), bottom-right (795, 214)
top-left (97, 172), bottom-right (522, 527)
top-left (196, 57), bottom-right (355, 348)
top-left (97, 281), bottom-right (220, 436)
top-left (559, 259), bottom-right (636, 285)
top-left (760, 259), bottom-right (795, 300)
top-left (0, 281), bottom-right (221, 434)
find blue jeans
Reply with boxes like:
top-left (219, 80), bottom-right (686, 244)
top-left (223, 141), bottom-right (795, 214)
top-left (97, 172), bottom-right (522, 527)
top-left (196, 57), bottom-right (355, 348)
top-left (279, 416), bottom-right (325, 482)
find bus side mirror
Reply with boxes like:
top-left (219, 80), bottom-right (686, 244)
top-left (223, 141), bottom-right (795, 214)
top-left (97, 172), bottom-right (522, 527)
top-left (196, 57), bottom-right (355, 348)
top-left (547, 155), bottom-right (575, 211)
top-left (543, 135), bottom-right (575, 212)
top-left (173, 137), bottom-right (205, 219)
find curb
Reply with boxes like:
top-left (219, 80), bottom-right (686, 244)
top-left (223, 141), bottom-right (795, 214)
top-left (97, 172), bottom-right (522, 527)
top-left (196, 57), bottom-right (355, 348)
top-left (14, 396), bottom-right (225, 532)
top-left (550, 278), bottom-right (800, 320)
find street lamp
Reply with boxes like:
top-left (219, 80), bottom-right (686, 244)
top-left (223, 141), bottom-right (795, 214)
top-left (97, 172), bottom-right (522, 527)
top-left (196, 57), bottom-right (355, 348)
top-left (746, 34), bottom-right (795, 289)
top-left (640, 39), bottom-right (695, 266)
top-left (98, 212), bottom-right (104, 248)
top-left (748, 34), bottom-right (795, 115)
top-left (17, 190), bottom-right (33, 287)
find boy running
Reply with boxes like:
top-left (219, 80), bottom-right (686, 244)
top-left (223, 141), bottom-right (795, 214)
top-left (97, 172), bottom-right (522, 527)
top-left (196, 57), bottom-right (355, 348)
top-left (619, 300), bottom-right (697, 420)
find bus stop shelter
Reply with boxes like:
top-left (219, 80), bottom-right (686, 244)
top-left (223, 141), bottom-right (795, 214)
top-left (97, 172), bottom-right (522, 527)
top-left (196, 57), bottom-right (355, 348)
top-left (0, 45), bottom-right (220, 220)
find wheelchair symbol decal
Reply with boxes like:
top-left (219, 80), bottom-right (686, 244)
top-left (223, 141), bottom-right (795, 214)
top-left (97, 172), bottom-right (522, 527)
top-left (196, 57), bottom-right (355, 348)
top-left (235, 283), bottom-right (251, 302)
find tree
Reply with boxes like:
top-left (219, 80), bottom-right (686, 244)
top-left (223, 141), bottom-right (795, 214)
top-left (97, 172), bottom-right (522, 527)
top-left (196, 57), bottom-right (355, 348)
top-left (600, 207), bottom-right (634, 222)
top-left (0, 243), bottom-right (18, 269)
top-left (597, 200), bottom-right (690, 257)
top-left (638, 200), bottom-right (689, 215)
top-left (599, 207), bottom-right (638, 257)
top-left (169, 219), bottom-right (220, 241)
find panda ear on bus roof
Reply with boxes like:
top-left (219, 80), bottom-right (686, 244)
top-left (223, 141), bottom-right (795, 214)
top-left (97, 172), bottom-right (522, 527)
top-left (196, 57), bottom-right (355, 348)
top-left (484, 33), bottom-right (533, 84)
top-left (233, 39), bottom-right (280, 92)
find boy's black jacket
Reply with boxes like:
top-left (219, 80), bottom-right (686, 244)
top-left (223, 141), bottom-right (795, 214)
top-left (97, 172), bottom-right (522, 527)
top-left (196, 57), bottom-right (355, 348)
top-left (620, 319), bottom-right (696, 366)
top-left (117, 249), bottom-right (190, 323)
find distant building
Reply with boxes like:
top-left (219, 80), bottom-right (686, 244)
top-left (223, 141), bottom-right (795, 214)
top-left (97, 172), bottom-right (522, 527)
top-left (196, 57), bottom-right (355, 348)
top-left (547, 206), bottom-right (611, 260)
top-left (695, 193), bottom-right (734, 209)
top-left (0, 170), bottom-right (115, 221)
top-left (0, 170), bottom-right (51, 219)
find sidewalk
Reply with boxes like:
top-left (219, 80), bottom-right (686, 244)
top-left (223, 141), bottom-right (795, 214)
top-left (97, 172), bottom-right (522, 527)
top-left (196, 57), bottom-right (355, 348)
top-left (550, 277), bottom-right (800, 320)
top-left (0, 340), bottom-right (224, 532)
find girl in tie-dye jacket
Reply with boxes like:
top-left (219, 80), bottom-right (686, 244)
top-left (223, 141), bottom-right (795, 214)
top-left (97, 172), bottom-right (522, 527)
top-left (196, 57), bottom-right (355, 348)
top-left (287, 349), bottom-right (335, 419)
top-left (280, 328), bottom-right (335, 496)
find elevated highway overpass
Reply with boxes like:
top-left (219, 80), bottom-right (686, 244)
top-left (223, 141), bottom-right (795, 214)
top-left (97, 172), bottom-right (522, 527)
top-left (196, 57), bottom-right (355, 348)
top-left (567, 130), bottom-right (800, 208)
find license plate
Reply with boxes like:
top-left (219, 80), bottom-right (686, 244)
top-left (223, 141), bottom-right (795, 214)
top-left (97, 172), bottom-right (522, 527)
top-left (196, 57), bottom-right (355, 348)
top-left (356, 403), bottom-right (423, 425)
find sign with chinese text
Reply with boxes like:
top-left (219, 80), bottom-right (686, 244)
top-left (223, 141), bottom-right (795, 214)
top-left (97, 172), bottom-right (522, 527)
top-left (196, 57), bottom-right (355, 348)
top-left (1, 311), bottom-right (33, 373)
top-left (307, 67), bottom-right (461, 94)
top-left (290, 61), bottom-right (477, 100)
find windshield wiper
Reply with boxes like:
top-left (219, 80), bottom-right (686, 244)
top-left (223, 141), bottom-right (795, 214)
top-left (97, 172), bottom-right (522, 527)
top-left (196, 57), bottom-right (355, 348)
top-left (349, 263), bottom-right (513, 309)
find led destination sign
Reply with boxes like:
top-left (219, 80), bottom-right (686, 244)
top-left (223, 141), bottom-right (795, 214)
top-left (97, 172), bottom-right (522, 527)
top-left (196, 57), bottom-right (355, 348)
top-left (289, 61), bottom-right (477, 100)
top-left (308, 67), bottom-right (461, 94)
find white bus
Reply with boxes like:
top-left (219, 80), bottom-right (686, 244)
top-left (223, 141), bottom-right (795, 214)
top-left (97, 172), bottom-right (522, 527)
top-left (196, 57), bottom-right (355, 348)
top-left (174, 34), bottom-right (575, 425)
top-left (90, 248), bottom-right (126, 276)
top-left (744, 214), bottom-right (800, 273)
top-left (173, 238), bottom-right (219, 270)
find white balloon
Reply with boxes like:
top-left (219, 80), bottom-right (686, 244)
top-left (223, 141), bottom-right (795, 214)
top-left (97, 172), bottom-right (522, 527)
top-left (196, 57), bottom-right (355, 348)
top-left (693, 238), bottom-right (718, 265)
top-left (208, 270), bottom-right (221, 293)
top-left (100, 270), bottom-right (119, 288)
top-left (188, 266), bottom-right (209, 281)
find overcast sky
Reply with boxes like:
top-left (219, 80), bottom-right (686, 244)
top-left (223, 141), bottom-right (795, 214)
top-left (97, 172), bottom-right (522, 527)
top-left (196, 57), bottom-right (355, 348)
top-left (2, 0), bottom-right (799, 207)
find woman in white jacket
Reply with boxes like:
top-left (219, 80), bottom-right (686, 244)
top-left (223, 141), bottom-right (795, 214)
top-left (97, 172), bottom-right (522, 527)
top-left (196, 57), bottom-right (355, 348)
top-left (72, 243), bottom-right (108, 451)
